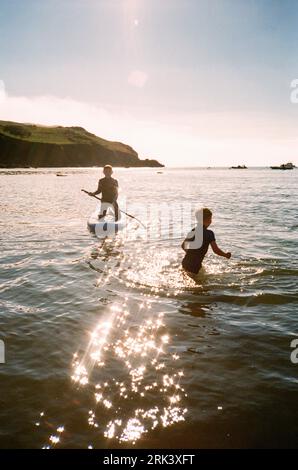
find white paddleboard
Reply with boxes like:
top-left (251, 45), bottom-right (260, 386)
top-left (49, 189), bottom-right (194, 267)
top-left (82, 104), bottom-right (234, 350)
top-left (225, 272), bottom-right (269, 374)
top-left (87, 209), bottom-right (126, 237)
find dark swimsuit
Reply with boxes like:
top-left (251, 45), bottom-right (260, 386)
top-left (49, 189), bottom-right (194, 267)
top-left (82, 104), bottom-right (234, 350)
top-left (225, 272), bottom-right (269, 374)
top-left (182, 226), bottom-right (215, 274)
top-left (97, 177), bottom-right (119, 221)
top-left (97, 177), bottom-right (118, 203)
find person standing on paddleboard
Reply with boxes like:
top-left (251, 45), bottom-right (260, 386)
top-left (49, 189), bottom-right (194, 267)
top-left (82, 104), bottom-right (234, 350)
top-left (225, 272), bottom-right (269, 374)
top-left (182, 208), bottom-right (231, 276)
top-left (87, 165), bottom-right (120, 221)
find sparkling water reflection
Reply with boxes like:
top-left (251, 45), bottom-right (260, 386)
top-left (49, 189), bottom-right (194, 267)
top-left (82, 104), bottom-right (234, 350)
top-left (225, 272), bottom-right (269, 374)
top-left (69, 302), bottom-right (187, 446)
top-left (0, 168), bottom-right (297, 448)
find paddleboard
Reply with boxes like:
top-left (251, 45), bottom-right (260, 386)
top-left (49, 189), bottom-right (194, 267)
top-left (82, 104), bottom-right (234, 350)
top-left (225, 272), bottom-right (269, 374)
top-left (87, 209), bottom-right (126, 237)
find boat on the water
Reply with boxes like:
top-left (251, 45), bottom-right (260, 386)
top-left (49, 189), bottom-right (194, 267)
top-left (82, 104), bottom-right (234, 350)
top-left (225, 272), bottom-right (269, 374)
top-left (230, 165), bottom-right (247, 169)
top-left (270, 162), bottom-right (296, 170)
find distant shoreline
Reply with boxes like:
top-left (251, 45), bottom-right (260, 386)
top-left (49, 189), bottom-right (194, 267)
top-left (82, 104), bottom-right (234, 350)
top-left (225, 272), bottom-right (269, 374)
top-left (0, 166), bottom-right (297, 171)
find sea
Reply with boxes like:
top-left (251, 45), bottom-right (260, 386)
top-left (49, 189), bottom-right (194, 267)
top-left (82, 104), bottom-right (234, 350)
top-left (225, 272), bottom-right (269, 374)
top-left (0, 167), bottom-right (297, 448)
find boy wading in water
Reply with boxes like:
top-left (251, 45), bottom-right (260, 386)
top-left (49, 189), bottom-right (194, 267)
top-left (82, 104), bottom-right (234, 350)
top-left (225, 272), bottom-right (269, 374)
top-left (182, 208), bottom-right (231, 275)
top-left (88, 165), bottom-right (120, 221)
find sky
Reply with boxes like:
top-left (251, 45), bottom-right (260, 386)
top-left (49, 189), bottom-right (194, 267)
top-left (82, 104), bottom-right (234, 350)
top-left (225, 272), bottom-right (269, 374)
top-left (1, 0), bottom-right (298, 167)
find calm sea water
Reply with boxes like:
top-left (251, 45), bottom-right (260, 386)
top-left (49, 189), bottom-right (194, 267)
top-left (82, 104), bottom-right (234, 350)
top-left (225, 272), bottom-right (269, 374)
top-left (0, 167), bottom-right (297, 449)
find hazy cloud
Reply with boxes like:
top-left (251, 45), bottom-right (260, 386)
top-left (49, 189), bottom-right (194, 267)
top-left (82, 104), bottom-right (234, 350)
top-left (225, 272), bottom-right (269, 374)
top-left (128, 70), bottom-right (148, 88)
top-left (0, 79), bottom-right (297, 167)
top-left (0, 80), bottom-right (6, 103)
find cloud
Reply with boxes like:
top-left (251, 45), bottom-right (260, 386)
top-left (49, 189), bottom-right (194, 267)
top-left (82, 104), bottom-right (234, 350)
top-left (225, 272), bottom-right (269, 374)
top-left (0, 80), bottom-right (6, 103)
top-left (128, 70), bottom-right (148, 88)
top-left (0, 79), bottom-right (297, 167)
top-left (0, 79), bottom-right (117, 135)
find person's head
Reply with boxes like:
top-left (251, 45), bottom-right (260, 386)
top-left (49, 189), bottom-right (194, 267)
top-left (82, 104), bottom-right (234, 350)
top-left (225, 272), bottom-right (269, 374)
top-left (203, 208), bottom-right (212, 227)
top-left (103, 164), bottom-right (113, 177)
top-left (195, 207), bottom-right (213, 227)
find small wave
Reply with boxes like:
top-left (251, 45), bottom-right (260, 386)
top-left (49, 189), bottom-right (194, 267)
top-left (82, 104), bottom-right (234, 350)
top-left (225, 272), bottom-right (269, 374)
top-left (205, 292), bottom-right (298, 306)
top-left (251, 268), bottom-right (298, 277)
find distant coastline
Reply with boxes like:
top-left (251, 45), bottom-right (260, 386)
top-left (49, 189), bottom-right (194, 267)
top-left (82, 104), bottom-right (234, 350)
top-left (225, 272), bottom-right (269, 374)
top-left (0, 120), bottom-right (164, 168)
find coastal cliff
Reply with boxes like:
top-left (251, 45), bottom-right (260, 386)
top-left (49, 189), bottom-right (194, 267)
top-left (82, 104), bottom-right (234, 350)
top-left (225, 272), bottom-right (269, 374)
top-left (0, 121), bottom-right (164, 168)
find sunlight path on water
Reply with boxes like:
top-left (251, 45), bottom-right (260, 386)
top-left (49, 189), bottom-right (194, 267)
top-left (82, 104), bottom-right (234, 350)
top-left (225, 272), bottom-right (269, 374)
top-left (72, 301), bottom-right (187, 445)
top-left (42, 298), bottom-right (187, 447)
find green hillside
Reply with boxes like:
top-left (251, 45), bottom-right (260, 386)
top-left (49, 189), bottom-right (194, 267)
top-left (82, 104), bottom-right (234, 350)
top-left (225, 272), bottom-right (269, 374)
top-left (0, 120), bottom-right (163, 168)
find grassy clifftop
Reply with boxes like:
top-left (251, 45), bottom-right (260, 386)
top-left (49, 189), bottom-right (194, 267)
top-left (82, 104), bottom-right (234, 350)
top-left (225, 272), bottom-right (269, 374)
top-left (0, 120), bottom-right (164, 168)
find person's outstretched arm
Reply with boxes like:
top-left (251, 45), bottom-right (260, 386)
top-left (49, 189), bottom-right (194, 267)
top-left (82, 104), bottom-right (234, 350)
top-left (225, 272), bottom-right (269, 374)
top-left (211, 240), bottom-right (231, 259)
top-left (90, 180), bottom-right (102, 196)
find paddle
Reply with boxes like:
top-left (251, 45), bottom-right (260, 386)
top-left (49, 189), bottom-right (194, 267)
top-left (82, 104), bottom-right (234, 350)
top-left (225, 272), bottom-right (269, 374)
top-left (81, 189), bottom-right (146, 228)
